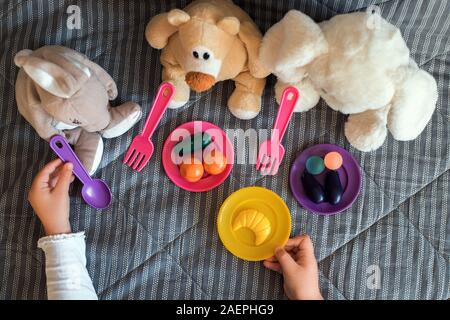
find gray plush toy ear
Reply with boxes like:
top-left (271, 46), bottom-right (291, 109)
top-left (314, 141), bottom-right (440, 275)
top-left (14, 49), bottom-right (90, 98)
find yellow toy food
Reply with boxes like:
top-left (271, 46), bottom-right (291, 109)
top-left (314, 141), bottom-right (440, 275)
top-left (232, 209), bottom-right (271, 246)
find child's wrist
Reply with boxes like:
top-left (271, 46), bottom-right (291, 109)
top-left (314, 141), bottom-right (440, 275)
top-left (292, 288), bottom-right (323, 300)
top-left (44, 221), bottom-right (72, 236)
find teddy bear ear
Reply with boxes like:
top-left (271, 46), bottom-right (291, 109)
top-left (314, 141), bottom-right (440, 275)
top-left (217, 17), bottom-right (240, 35)
top-left (14, 49), bottom-right (34, 67)
top-left (146, 9), bottom-right (190, 49)
top-left (167, 9), bottom-right (191, 27)
top-left (20, 55), bottom-right (82, 98)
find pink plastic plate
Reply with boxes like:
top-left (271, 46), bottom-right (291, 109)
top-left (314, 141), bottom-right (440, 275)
top-left (162, 121), bottom-right (234, 192)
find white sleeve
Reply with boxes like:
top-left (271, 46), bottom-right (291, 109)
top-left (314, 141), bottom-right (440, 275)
top-left (37, 232), bottom-right (98, 300)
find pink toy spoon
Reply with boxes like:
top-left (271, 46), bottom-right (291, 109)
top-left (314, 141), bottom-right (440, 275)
top-left (256, 86), bottom-right (300, 175)
top-left (124, 82), bottom-right (175, 171)
top-left (49, 135), bottom-right (112, 209)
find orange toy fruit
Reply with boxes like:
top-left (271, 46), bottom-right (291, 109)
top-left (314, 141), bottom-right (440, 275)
top-left (203, 149), bottom-right (227, 175)
top-left (324, 152), bottom-right (343, 170)
top-left (180, 156), bottom-right (204, 182)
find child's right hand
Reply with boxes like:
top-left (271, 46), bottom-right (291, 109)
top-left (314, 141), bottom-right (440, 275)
top-left (264, 235), bottom-right (323, 300)
top-left (28, 159), bottom-right (74, 236)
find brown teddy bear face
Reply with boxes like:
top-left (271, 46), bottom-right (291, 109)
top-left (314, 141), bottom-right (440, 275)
top-left (176, 19), bottom-right (239, 92)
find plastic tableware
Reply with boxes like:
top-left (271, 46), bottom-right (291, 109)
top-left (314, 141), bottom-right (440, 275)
top-left (324, 152), bottom-right (343, 170)
top-left (290, 144), bottom-right (362, 215)
top-left (324, 151), bottom-right (344, 204)
top-left (217, 187), bottom-right (291, 261)
top-left (162, 121), bottom-right (234, 192)
top-left (203, 149), bottom-right (227, 175)
top-left (49, 135), bottom-right (112, 209)
top-left (173, 132), bottom-right (212, 157)
top-left (301, 171), bottom-right (326, 204)
top-left (124, 82), bottom-right (175, 172)
top-left (325, 170), bottom-right (344, 205)
top-left (256, 86), bottom-right (300, 175)
top-left (305, 156), bottom-right (325, 175)
top-left (232, 209), bottom-right (271, 246)
top-left (179, 156), bottom-right (204, 183)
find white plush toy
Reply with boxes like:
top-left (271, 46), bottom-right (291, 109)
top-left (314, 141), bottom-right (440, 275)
top-left (259, 10), bottom-right (438, 151)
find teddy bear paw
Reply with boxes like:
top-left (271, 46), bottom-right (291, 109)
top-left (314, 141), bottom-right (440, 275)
top-left (345, 112), bottom-right (388, 152)
top-left (228, 91), bottom-right (261, 120)
top-left (168, 98), bottom-right (189, 109)
top-left (164, 79), bottom-right (190, 109)
top-left (101, 102), bottom-right (142, 139)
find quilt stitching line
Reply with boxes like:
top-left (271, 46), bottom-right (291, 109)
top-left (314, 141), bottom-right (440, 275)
top-left (418, 48), bottom-right (450, 68)
top-left (318, 168), bottom-right (450, 264)
top-left (97, 246), bottom-right (209, 299)
top-left (96, 211), bottom-right (202, 296)
top-left (0, 70), bottom-right (15, 88)
top-left (0, 0), bottom-right (26, 20)
top-left (318, 269), bottom-right (348, 300)
top-left (399, 204), bottom-right (450, 263)
top-left (319, 192), bottom-right (450, 300)
top-left (165, 249), bottom-right (212, 299)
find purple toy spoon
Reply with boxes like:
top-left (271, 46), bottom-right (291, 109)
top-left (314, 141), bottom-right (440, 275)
top-left (49, 135), bottom-right (112, 209)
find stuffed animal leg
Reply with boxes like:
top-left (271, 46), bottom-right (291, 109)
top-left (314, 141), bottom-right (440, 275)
top-left (228, 71), bottom-right (266, 119)
top-left (344, 107), bottom-right (390, 152)
top-left (259, 10), bottom-right (328, 114)
top-left (275, 79), bottom-right (320, 112)
top-left (387, 64), bottom-right (438, 142)
top-left (345, 63), bottom-right (438, 151)
top-left (160, 48), bottom-right (191, 109)
top-left (100, 102), bottom-right (142, 138)
top-left (65, 128), bottom-right (103, 175)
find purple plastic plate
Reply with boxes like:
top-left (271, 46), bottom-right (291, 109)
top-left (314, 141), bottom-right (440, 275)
top-left (289, 144), bottom-right (362, 216)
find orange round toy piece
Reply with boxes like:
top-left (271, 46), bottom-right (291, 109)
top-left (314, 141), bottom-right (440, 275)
top-left (203, 149), bottom-right (227, 175)
top-left (180, 157), bottom-right (204, 182)
top-left (324, 152), bottom-right (343, 170)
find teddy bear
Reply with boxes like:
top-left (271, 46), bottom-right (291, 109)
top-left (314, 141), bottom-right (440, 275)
top-left (145, 0), bottom-right (268, 119)
top-left (258, 10), bottom-right (438, 152)
top-left (14, 45), bottom-right (142, 174)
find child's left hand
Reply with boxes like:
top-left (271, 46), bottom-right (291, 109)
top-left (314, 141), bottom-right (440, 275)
top-left (28, 159), bottom-right (74, 236)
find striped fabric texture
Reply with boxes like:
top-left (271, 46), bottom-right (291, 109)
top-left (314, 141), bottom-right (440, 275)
top-left (0, 0), bottom-right (449, 300)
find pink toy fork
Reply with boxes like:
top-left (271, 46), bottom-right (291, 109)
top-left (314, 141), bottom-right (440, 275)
top-left (256, 87), bottom-right (300, 175)
top-left (124, 82), bottom-right (175, 171)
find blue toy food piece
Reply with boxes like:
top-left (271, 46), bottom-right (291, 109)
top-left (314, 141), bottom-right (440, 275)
top-left (301, 171), bottom-right (325, 204)
top-left (325, 170), bottom-right (343, 205)
top-left (305, 156), bottom-right (325, 175)
top-left (173, 132), bottom-right (212, 157)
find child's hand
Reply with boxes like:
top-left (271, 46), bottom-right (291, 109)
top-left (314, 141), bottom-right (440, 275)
top-left (28, 159), bottom-right (74, 236)
top-left (264, 235), bottom-right (323, 300)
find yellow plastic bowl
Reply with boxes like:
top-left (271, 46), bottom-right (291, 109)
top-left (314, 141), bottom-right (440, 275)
top-left (217, 187), bottom-right (292, 261)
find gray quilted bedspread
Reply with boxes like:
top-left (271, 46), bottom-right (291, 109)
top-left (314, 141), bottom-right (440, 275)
top-left (0, 0), bottom-right (449, 300)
